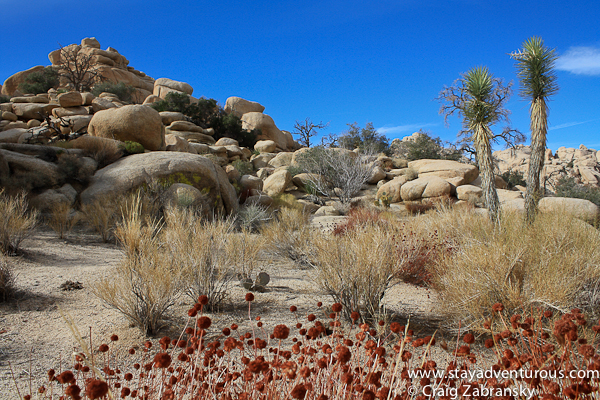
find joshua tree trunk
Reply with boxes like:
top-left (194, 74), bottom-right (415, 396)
top-left (524, 98), bottom-right (548, 224)
top-left (474, 126), bottom-right (500, 224)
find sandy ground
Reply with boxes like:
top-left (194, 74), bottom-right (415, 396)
top-left (0, 223), bottom-right (465, 399)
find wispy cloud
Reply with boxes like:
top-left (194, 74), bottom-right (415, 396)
top-left (376, 123), bottom-right (439, 136)
top-left (556, 46), bottom-right (600, 75)
top-left (548, 119), bottom-right (597, 131)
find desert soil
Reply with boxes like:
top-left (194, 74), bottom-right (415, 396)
top-left (0, 223), bottom-right (463, 399)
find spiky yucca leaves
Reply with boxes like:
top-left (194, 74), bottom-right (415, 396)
top-left (438, 67), bottom-right (513, 224)
top-left (511, 37), bottom-right (559, 224)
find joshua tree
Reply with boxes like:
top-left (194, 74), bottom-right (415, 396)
top-left (511, 37), bottom-right (559, 224)
top-left (438, 66), bottom-right (521, 224)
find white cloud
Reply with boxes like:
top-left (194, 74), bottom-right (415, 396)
top-left (376, 123), bottom-right (439, 136)
top-left (548, 119), bottom-right (597, 131)
top-left (556, 46), bottom-right (600, 75)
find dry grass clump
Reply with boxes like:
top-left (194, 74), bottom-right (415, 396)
top-left (427, 209), bottom-right (600, 332)
top-left (21, 297), bottom-right (600, 400)
top-left (0, 255), bottom-right (16, 301)
top-left (0, 188), bottom-right (38, 255)
top-left (93, 213), bottom-right (182, 335)
top-left (81, 197), bottom-right (122, 242)
top-left (311, 212), bottom-right (450, 323)
top-left (309, 224), bottom-right (397, 323)
top-left (73, 136), bottom-right (123, 168)
top-left (94, 196), bottom-right (265, 333)
top-left (48, 202), bottom-right (78, 239)
top-left (260, 207), bottom-right (313, 267)
top-left (163, 207), bottom-right (240, 311)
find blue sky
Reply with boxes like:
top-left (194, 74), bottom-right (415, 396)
top-left (2, 0), bottom-right (599, 152)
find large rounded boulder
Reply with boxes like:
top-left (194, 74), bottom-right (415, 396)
top-left (88, 105), bottom-right (165, 151)
top-left (80, 152), bottom-right (238, 215)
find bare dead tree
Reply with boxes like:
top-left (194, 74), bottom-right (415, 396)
top-left (55, 43), bottom-right (105, 92)
top-left (292, 118), bottom-right (329, 148)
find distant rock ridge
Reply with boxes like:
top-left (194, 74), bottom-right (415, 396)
top-left (493, 144), bottom-right (600, 189)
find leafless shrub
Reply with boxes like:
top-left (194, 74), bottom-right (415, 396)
top-left (295, 147), bottom-right (375, 204)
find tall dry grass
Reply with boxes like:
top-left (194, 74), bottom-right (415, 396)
top-left (260, 207), bottom-right (313, 267)
top-left (93, 206), bottom-right (181, 335)
top-left (309, 224), bottom-right (397, 323)
top-left (0, 255), bottom-right (16, 301)
top-left (0, 188), bottom-right (38, 255)
top-left (81, 197), bottom-right (123, 242)
top-left (48, 202), bottom-right (78, 239)
top-left (94, 198), bottom-right (266, 333)
top-left (423, 208), bottom-right (600, 332)
top-left (163, 207), bottom-right (239, 311)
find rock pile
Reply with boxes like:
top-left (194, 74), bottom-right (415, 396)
top-left (493, 144), bottom-right (600, 189)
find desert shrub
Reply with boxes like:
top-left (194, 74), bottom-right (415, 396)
top-left (295, 146), bottom-right (375, 204)
top-left (93, 199), bottom-right (183, 334)
top-left (0, 255), bottom-right (16, 301)
top-left (271, 193), bottom-right (303, 210)
top-left (554, 175), bottom-right (600, 206)
top-left (260, 207), bottom-right (313, 267)
top-left (81, 197), bottom-right (121, 242)
top-left (337, 122), bottom-right (390, 155)
top-left (405, 201), bottom-right (435, 215)
top-left (232, 159), bottom-right (253, 176)
top-left (500, 168), bottom-right (526, 189)
top-left (286, 165), bottom-right (305, 177)
top-left (428, 209), bottom-right (600, 332)
top-left (91, 81), bottom-right (135, 102)
top-left (162, 207), bottom-right (238, 311)
top-left (236, 203), bottom-right (273, 232)
top-left (391, 129), bottom-right (463, 161)
top-left (18, 66), bottom-right (59, 94)
top-left (309, 224), bottom-right (398, 323)
top-left (0, 189), bottom-right (38, 255)
top-left (47, 202), bottom-right (78, 239)
top-left (75, 137), bottom-right (122, 169)
top-left (151, 92), bottom-right (261, 148)
top-left (224, 229), bottom-right (266, 283)
top-left (332, 207), bottom-right (387, 236)
top-left (57, 153), bottom-right (94, 184)
top-left (119, 140), bottom-right (145, 155)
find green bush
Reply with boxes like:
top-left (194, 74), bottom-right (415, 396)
top-left (232, 160), bottom-right (253, 176)
top-left (18, 67), bottom-right (59, 94)
top-left (91, 81), bottom-right (135, 103)
top-left (338, 122), bottom-right (390, 155)
top-left (554, 175), bottom-right (600, 206)
top-left (500, 169), bottom-right (526, 189)
top-left (119, 141), bottom-right (145, 155)
top-left (391, 130), bottom-right (463, 161)
top-left (151, 92), bottom-right (260, 148)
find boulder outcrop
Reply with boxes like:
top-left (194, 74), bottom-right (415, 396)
top-left (88, 105), bottom-right (165, 151)
top-left (80, 152), bottom-right (237, 215)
